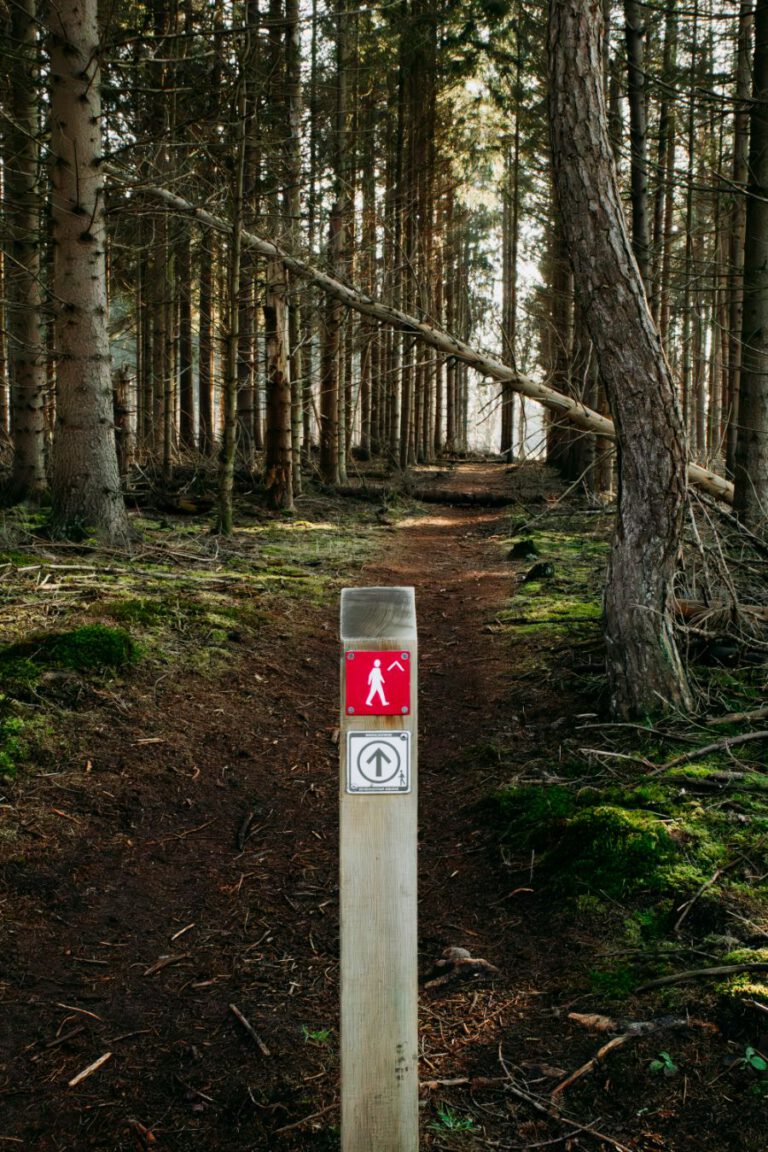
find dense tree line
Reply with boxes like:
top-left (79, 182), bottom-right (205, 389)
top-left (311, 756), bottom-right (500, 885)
top-left (0, 0), bottom-right (766, 714)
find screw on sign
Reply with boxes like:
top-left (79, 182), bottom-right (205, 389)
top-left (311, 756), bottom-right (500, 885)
top-left (345, 649), bottom-right (411, 716)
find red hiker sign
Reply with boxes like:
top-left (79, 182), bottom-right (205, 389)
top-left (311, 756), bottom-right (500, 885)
top-left (344, 650), bottom-right (411, 716)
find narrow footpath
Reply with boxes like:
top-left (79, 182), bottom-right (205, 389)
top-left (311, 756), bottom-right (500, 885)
top-left (0, 463), bottom-right (743, 1151)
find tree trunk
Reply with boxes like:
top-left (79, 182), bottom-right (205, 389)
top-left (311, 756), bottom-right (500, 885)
top-left (264, 259), bottom-right (294, 510)
top-left (319, 208), bottom-right (342, 484)
top-left (285, 0), bottom-right (304, 495)
top-left (549, 0), bottom-right (692, 717)
top-left (624, 0), bottom-right (650, 290)
top-left (198, 232), bottom-right (215, 455)
top-left (6, 0), bottom-right (47, 501)
top-left (48, 0), bottom-right (128, 544)
top-left (177, 225), bottom-right (195, 449)
top-left (500, 131), bottom-right (519, 457)
top-left (218, 74), bottom-right (247, 536)
top-left (651, 0), bottom-right (677, 328)
top-left (734, 0), bottom-right (768, 527)
top-left (727, 0), bottom-right (754, 478)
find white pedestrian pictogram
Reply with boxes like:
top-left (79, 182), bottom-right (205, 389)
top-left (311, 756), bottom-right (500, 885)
top-left (366, 659), bottom-right (389, 707)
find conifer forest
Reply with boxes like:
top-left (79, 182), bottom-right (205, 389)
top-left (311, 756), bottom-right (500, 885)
top-left (1, 1), bottom-right (768, 1150)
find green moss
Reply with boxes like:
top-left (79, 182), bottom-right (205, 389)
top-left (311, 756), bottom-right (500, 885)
top-left (46, 625), bottom-right (138, 671)
top-left (625, 783), bottom-right (673, 808)
top-left (589, 965), bottom-right (636, 999)
top-left (574, 893), bottom-right (611, 920)
top-left (493, 785), bottom-right (680, 895)
top-left (623, 905), bottom-right (672, 944)
top-left (0, 654), bottom-right (42, 693)
top-left (0, 624), bottom-right (138, 682)
top-left (723, 948), bottom-right (768, 965)
top-left (101, 597), bottom-right (171, 627)
top-left (495, 784), bottom-right (577, 849)
top-left (551, 806), bottom-right (675, 895)
top-left (0, 550), bottom-right (43, 567)
top-left (0, 715), bottom-right (27, 777)
top-left (717, 973), bottom-right (768, 1001)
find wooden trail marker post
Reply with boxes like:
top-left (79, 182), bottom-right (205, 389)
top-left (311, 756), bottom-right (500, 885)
top-left (340, 586), bottom-right (419, 1151)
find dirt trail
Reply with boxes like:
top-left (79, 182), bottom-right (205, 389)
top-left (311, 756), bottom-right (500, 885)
top-left (1, 462), bottom-right (753, 1151)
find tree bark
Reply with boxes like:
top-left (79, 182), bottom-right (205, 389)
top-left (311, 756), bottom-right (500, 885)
top-left (218, 75), bottom-right (247, 536)
top-left (319, 207), bottom-right (342, 484)
top-left (198, 231), bottom-right (215, 455)
top-left (727, 0), bottom-right (753, 477)
top-left (264, 258), bottom-right (294, 510)
top-left (285, 0), bottom-right (304, 495)
top-left (48, 0), bottom-right (128, 544)
top-left (6, 0), bottom-right (47, 501)
top-left (624, 0), bottom-right (651, 290)
top-left (549, 0), bottom-right (692, 717)
top-left (734, 0), bottom-right (768, 527)
top-left (177, 225), bottom-right (195, 450)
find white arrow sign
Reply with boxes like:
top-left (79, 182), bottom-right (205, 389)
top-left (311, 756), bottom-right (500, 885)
top-left (346, 731), bottom-right (411, 794)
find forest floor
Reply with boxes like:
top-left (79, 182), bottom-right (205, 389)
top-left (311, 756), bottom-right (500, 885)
top-left (0, 460), bottom-right (767, 1151)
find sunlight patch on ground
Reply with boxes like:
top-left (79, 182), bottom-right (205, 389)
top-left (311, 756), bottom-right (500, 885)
top-left (238, 521), bottom-right (338, 535)
top-left (399, 515), bottom-right (468, 528)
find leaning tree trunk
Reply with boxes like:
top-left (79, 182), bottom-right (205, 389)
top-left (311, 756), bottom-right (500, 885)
top-left (549, 0), bottom-right (692, 718)
top-left (123, 177), bottom-right (735, 504)
top-left (48, 0), bottom-right (129, 544)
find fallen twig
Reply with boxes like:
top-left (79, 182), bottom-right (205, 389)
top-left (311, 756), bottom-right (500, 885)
top-left (31, 1026), bottom-right (85, 1062)
top-left (551, 1035), bottom-right (631, 1096)
top-left (229, 1003), bottom-right (271, 1056)
top-left (743, 998), bottom-right (768, 1015)
top-left (67, 1051), bottom-right (112, 1088)
top-left (674, 860), bottom-right (742, 933)
top-left (497, 1045), bottom-right (633, 1152)
top-left (237, 809), bottom-right (257, 850)
top-left (56, 1003), bottom-right (103, 1022)
top-left (420, 1076), bottom-right (506, 1091)
top-left (657, 732), bottom-right (768, 772)
top-left (143, 952), bottom-right (191, 977)
top-left (707, 706), bottom-right (768, 727)
top-left (274, 1102), bottom-right (335, 1134)
top-left (175, 1075), bottom-right (217, 1105)
top-left (636, 962), bottom-right (768, 992)
top-left (579, 747), bottom-right (657, 769)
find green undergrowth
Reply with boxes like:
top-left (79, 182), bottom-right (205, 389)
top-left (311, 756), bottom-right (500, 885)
top-left (497, 516), bottom-right (608, 639)
top-left (0, 624), bottom-right (139, 777)
top-left (491, 745), bottom-right (768, 1003)
top-left (486, 522), bottom-right (768, 1006)
top-left (0, 623), bottom-right (138, 684)
top-left (0, 500), bottom-right (383, 777)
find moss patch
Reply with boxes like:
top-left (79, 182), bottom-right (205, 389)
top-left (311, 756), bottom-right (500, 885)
top-left (0, 624), bottom-right (138, 682)
top-left (0, 714), bottom-right (27, 777)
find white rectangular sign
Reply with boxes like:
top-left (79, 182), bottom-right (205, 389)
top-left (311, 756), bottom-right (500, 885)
top-left (346, 731), bottom-right (411, 794)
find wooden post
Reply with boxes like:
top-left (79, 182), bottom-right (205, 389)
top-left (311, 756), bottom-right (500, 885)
top-left (340, 586), bottom-right (419, 1152)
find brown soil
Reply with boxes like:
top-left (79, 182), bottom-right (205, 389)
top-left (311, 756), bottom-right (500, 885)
top-left (0, 462), bottom-right (764, 1151)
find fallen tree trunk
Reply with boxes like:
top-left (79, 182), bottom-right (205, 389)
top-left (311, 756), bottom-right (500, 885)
top-left (333, 484), bottom-right (515, 507)
top-left (110, 169), bottom-right (734, 505)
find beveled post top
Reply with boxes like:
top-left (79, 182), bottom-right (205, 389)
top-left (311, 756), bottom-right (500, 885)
top-left (340, 586), bottom-right (417, 643)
